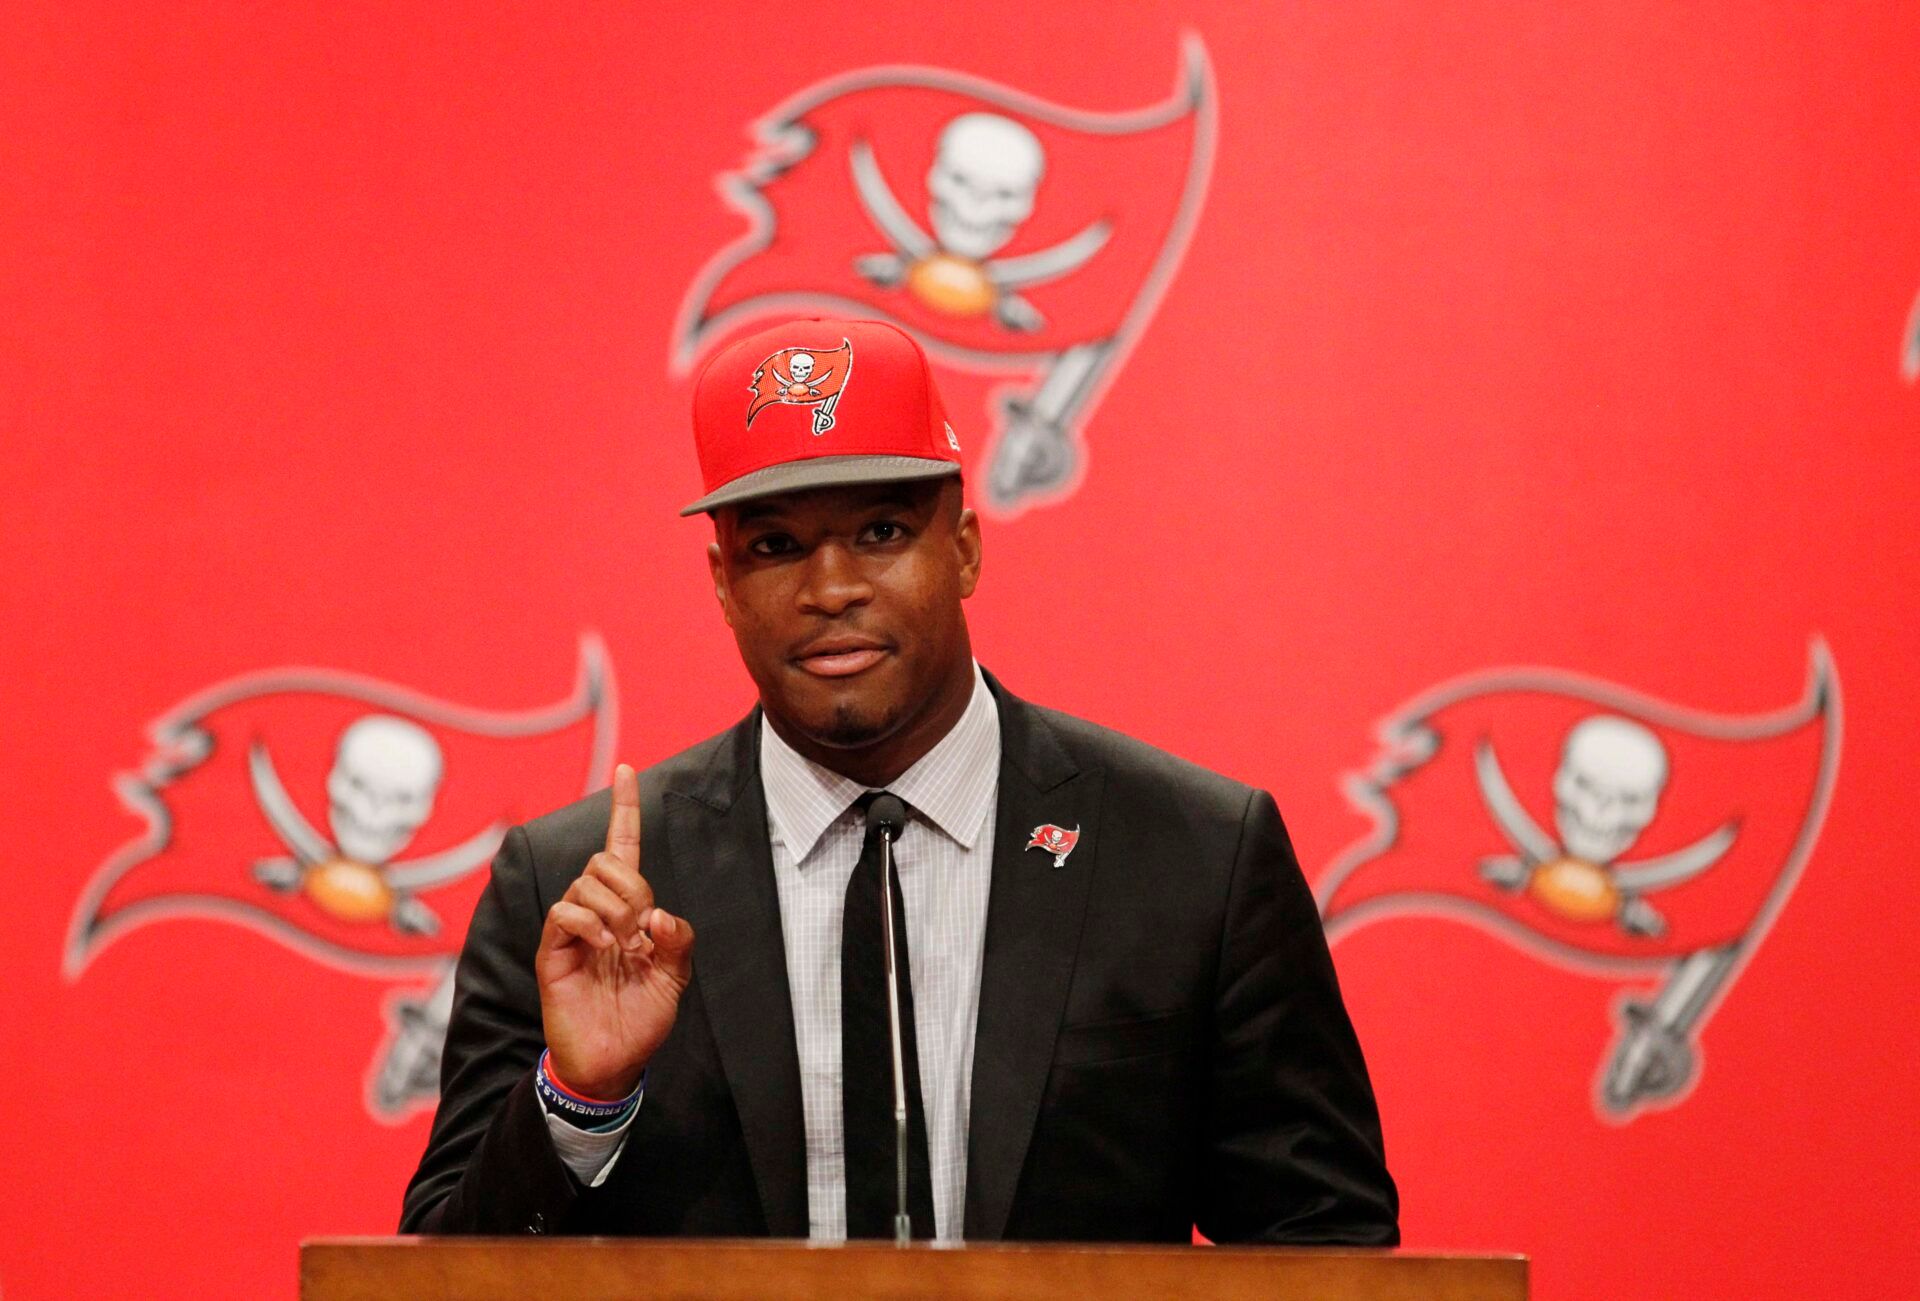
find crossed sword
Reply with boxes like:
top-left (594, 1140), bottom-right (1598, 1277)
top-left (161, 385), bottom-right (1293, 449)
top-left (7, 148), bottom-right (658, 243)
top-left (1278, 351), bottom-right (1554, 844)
top-left (1473, 739), bottom-right (1745, 1114)
top-left (370, 959), bottom-right (458, 1118)
top-left (762, 358), bottom-right (843, 435)
top-left (847, 140), bottom-right (1121, 508)
top-left (246, 740), bottom-right (502, 937)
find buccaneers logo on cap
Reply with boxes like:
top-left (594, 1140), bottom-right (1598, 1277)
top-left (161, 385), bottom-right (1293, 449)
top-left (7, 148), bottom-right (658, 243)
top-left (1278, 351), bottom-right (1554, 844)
top-left (746, 338), bottom-right (853, 434)
top-left (1316, 641), bottom-right (1840, 1121)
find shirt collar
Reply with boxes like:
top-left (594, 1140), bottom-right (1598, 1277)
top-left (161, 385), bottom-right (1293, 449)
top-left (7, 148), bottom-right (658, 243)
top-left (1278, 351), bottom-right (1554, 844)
top-left (760, 662), bottom-right (1000, 862)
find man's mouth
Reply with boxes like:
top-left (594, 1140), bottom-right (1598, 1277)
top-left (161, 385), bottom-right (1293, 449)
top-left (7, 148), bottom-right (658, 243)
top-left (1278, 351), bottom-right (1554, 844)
top-left (792, 636), bottom-right (892, 679)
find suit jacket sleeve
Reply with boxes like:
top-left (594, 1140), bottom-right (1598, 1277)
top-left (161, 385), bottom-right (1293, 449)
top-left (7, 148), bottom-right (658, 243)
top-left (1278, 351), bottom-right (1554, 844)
top-left (1195, 789), bottom-right (1400, 1245)
top-left (398, 825), bottom-right (585, 1234)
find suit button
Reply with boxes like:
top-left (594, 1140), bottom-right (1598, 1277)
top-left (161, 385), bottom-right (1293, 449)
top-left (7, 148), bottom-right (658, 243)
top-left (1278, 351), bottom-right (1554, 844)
top-left (528, 1212), bottom-right (546, 1234)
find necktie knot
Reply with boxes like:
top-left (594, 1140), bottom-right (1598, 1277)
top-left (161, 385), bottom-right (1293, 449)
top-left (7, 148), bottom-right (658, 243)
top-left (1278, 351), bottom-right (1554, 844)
top-left (854, 790), bottom-right (912, 846)
top-left (853, 788), bottom-right (909, 814)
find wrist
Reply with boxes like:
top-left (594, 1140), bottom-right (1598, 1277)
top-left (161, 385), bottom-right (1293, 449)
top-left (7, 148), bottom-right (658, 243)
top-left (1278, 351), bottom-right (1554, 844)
top-left (538, 1049), bottom-right (643, 1123)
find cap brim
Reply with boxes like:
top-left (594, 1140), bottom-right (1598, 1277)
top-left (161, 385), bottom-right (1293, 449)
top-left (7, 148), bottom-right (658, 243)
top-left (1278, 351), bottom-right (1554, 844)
top-left (679, 454), bottom-right (961, 516)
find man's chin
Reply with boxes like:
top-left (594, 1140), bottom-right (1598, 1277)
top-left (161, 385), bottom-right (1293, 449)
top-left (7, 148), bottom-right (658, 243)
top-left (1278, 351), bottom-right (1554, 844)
top-left (771, 663), bottom-right (899, 742)
top-left (773, 684), bottom-right (904, 752)
top-left (813, 699), bottom-right (900, 749)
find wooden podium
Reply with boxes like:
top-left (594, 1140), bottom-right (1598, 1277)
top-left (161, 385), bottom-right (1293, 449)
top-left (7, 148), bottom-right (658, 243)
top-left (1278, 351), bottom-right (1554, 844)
top-left (301, 1237), bottom-right (1526, 1300)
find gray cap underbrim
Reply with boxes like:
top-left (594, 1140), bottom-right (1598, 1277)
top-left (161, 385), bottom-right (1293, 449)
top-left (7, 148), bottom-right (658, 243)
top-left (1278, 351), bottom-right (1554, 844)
top-left (680, 454), bottom-right (961, 516)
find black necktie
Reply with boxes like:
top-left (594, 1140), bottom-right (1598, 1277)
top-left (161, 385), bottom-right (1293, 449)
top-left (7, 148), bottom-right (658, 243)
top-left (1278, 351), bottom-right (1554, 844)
top-left (841, 792), bottom-right (937, 1239)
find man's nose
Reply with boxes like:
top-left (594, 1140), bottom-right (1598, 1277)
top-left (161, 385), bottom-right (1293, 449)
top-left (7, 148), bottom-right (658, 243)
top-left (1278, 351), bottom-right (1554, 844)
top-left (796, 540), bottom-right (874, 615)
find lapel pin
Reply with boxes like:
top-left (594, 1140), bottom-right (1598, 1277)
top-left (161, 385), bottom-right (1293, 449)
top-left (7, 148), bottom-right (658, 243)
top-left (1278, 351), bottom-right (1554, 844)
top-left (1026, 823), bottom-right (1081, 868)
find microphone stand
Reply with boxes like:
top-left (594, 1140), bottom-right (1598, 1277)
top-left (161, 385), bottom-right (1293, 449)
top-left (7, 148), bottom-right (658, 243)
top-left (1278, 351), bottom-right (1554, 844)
top-left (878, 817), bottom-right (911, 1247)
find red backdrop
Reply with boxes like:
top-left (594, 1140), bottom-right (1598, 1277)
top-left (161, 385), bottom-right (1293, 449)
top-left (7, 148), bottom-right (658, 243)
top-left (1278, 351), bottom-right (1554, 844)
top-left (4, 4), bottom-right (1916, 1298)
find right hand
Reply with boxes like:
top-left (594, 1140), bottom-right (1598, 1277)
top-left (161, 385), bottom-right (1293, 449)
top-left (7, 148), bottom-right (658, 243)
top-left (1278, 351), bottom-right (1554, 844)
top-left (535, 763), bottom-right (695, 1100)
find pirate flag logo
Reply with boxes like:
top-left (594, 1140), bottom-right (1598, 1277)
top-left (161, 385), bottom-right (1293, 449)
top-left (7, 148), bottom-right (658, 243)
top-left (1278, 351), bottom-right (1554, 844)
top-left (675, 34), bottom-right (1216, 515)
top-left (1025, 822), bottom-right (1080, 867)
top-left (65, 636), bottom-right (618, 1121)
top-left (1316, 641), bottom-right (1841, 1120)
top-left (748, 337), bottom-right (853, 433)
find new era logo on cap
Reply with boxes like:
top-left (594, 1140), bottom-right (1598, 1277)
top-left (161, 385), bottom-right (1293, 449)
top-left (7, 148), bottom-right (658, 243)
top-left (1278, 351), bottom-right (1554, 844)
top-left (682, 317), bottom-right (963, 516)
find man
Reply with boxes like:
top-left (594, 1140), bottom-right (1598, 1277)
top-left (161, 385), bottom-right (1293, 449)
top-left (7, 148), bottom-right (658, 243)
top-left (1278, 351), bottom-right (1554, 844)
top-left (400, 317), bottom-right (1398, 1245)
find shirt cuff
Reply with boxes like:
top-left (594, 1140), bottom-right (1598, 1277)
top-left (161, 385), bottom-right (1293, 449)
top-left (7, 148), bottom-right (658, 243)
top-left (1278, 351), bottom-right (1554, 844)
top-left (539, 1082), bottom-right (640, 1187)
top-left (535, 1054), bottom-right (643, 1188)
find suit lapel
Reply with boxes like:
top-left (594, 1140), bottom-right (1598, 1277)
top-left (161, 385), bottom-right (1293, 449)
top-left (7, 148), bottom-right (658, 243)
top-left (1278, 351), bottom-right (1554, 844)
top-left (664, 711), bottom-right (809, 1237)
top-left (964, 676), bottom-right (1103, 1240)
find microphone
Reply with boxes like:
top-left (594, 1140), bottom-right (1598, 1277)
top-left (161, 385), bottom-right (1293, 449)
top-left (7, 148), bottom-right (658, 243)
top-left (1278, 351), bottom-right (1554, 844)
top-left (863, 793), bottom-right (912, 1247)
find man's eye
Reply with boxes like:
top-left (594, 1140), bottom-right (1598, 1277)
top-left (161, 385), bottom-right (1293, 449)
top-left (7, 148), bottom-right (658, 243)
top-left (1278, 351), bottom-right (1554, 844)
top-left (748, 534), bottom-right (798, 557)
top-left (861, 520), bottom-right (907, 544)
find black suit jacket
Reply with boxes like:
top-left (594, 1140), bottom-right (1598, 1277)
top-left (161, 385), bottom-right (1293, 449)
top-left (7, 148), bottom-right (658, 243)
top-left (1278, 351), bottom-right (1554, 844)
top-left (400, 672), bottom-right (1398, 1243)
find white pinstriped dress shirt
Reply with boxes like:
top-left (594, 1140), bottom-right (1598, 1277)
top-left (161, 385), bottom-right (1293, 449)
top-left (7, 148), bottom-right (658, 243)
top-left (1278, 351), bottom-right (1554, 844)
top-left (544, 665), bottom-right (1001, 1244)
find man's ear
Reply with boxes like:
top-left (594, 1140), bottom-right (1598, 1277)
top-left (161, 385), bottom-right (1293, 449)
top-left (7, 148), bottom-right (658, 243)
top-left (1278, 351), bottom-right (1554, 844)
top-left (707, 540), bottom-right (734, 628)
top-left (954, 504), bottom-right (982, 600)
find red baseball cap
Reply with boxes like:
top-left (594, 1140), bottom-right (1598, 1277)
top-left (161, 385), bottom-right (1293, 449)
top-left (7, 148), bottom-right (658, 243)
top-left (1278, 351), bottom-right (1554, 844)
top-left (680, 317), bottom-right (963, 516)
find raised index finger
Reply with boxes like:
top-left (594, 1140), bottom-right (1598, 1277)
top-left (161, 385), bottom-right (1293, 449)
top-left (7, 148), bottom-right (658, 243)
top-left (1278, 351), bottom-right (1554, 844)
top-left (605, 762), bottom-right (641, 867)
